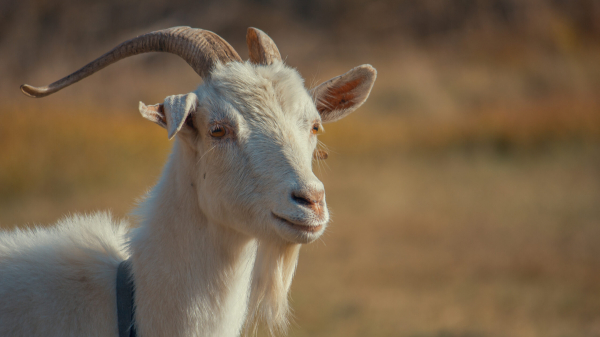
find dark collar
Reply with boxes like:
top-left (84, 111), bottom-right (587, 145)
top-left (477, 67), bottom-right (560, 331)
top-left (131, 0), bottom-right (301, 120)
top-left (116, 259), bottom-right (137, 337)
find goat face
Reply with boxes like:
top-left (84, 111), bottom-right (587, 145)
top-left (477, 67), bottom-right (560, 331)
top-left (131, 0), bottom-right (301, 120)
top-left (198, 62), bottom-right (327, 244)
top-left (140, 61), bottom-right (376, 244)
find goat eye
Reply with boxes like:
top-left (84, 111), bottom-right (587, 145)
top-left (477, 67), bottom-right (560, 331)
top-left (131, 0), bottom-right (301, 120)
top-left (311, 123), bottom-right (320, 135)
top-left (209, 124), bottom-right (226, 138)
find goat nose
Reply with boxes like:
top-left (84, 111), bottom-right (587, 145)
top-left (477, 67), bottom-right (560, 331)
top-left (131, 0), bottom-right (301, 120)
top-left (291, 189), bottom-right (325, 209)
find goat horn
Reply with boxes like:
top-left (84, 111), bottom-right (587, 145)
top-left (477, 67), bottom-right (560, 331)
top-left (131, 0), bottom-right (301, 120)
top-left (20, 26), bottom-right (241, 98)
top-left (246, 27), bottom-right (281, 65)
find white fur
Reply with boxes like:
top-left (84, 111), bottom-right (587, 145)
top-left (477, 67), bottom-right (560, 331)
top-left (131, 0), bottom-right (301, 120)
top-left (1, 60), bottom-right (375, 337)
top-left (0, 213), bottom-right (128, 336)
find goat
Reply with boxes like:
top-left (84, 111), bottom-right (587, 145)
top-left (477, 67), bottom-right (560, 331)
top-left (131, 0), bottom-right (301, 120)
top-left (1, 27), bottom-right (376, 337)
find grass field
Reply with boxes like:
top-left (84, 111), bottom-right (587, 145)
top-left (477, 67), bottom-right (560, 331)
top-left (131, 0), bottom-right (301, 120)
top-left (291, 144), bottom-right (600, 337)
top-left (1, 108), bottom-right (599, 337)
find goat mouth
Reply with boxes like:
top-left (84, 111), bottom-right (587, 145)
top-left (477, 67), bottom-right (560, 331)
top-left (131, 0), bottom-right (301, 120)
top-left (272, 214), bottom-right (323, 234)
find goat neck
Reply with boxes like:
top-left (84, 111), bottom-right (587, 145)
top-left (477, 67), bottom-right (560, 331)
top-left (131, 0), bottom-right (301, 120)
top-left (129, 140), bottom-right (256, 337)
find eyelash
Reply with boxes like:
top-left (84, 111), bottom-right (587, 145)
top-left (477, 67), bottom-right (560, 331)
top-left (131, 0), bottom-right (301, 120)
top-left (209, 124), bottom-right (227, 138)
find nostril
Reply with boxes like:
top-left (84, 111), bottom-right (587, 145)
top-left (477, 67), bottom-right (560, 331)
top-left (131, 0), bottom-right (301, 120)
top-left (291, 190), bottom-right (324, 207)
top-left (291, 191), bottom-right (312, 206)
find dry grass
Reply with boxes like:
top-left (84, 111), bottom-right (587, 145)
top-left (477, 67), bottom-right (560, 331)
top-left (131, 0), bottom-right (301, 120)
top-left (290, 144), bottom-right (600, 337)
top-left (1, 106), bottom-right (599, 337)
top-left (0, 106), bottom-right (169, 227)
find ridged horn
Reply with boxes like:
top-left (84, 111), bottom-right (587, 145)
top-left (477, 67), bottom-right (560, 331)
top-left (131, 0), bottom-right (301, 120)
top-left (246, 27), bottom-right (281, 65)
top-left (20, 26), bottom-right (242, 98)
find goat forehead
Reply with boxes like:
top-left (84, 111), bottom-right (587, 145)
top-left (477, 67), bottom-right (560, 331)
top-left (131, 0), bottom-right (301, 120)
top-left (206, 62), bottom-right (318, 123)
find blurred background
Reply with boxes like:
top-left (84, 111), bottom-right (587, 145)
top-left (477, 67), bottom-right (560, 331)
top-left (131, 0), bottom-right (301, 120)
top-left (1, 0), bottom-right (600, 336)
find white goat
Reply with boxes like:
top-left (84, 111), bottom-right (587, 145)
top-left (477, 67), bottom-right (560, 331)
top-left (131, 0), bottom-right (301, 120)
top-left (1, 27), bottom-right (376, 337)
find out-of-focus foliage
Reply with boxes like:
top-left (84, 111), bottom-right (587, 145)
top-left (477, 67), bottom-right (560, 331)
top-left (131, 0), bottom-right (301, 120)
top-left (4, 0), bottom-right (599, 147)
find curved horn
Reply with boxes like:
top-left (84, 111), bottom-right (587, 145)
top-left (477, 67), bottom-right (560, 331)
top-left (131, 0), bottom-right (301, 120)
top-left (21, 26), bottom-right (242, 98)
top-left (246, 27), bottom-right (281, 65)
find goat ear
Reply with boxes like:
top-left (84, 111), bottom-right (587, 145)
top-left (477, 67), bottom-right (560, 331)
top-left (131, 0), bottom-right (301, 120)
top-left (311, 64), bottom-right (377, 123)
top-left (139, 92), bottom-right (198, 139)
top-left (139, 102), bottom-right (167, 128)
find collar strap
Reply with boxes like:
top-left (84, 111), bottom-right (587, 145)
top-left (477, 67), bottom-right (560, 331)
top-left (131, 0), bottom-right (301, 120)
top-left (116, 259), bottom-right (137, 337)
